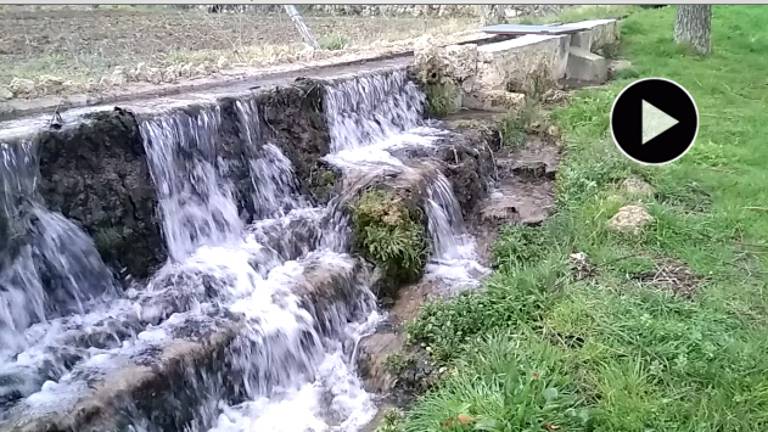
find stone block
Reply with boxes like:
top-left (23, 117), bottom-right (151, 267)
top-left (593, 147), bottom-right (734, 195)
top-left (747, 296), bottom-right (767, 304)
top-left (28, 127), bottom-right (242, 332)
top-left (566, 47), bottom-right (608, 84)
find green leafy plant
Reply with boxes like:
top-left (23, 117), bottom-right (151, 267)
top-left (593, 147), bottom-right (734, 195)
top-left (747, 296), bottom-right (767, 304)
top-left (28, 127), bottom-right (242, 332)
top-left (352, 189), bottom-right (428, 284)
top-left (424, 81), bottom-right (458, 118)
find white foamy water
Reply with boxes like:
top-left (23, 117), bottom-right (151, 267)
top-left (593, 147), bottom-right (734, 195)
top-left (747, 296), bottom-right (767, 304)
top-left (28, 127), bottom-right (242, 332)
top-left (139, 106), bottom-right (243, 261)
top-left (423, 173), bottom-right (489, 289)
top-left (0, 140), bottom-right (117, 362)
top-left (1, 67), bottom-right (490, 430)
top-left (139, 99), bottom-right (379, 430)
top-left (323, 70), bottom-right (488, 292)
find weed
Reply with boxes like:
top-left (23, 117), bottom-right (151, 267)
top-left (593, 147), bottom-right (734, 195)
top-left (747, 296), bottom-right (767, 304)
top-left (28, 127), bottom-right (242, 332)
top-left (424, 81), bottom-right (458, 118)
top-left (498, 99), bottom-right (540, 148)
top-left (383, 353), bottom-right (410, 375)
top-left (376, 408), bottom-right (405, 432)
top-left (318, 33), bottom-right (349, 51)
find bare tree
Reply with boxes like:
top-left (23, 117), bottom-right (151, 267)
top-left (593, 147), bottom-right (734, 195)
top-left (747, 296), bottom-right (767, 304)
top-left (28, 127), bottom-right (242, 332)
top-left (479, 5), bottom-right (505, 26)
top-left (674, 5), bottom-right (712, 55)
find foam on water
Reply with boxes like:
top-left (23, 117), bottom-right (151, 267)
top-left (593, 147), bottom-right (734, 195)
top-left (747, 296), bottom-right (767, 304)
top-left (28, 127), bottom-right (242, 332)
top-left (1, 67), bottom-right (490, 430)
top-left (0, 140), bottom-right (117, 362)
top-left (323, 71), bottom-right (488, 292)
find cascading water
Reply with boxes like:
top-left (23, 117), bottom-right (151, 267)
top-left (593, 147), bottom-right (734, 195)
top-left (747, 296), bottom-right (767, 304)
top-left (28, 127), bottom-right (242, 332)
top-left (0, 66), bottom-right (489, 431)
top-left (0, 139), bottom-right (118, 405)
top-left (134, 99), bottom-right (380, 431)
top-left (139, 106), bottom-right (243, 261)
top-left (322, 70), bottom-right (488, 290)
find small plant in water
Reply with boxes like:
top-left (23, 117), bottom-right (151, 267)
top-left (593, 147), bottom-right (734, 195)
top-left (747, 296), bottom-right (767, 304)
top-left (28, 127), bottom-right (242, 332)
top-left (352, 189), bottom-right (427, 283)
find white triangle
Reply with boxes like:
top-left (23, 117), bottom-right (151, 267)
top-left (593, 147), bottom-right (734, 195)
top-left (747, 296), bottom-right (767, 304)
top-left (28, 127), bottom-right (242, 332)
top-left (642, 100), bottom-right (679, 145)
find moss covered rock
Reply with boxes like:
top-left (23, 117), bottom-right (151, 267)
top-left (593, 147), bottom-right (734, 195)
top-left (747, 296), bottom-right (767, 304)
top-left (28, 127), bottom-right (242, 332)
top-left (350, 188), bottom-right (428, 295)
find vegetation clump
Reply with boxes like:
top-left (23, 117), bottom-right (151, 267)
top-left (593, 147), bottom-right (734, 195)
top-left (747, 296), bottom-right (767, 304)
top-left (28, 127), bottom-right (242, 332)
top-left (318, 33), bottom-right (349, 51)
top-left (423, 80), bottom-right (459, 118)
top-left (351, 189), bottom-right (428, 287)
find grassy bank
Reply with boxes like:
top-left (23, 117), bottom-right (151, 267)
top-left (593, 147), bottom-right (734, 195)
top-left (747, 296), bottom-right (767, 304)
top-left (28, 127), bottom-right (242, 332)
top-left (396, 6), bottom-right (768, 431)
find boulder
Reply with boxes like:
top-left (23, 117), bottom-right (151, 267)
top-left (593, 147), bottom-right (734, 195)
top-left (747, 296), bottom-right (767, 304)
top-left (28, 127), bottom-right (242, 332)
top-left (0, 86), bottom-right (12, 101)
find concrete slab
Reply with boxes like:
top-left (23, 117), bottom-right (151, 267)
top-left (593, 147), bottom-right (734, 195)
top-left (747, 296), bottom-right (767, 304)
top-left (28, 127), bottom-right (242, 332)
top-left (566, 47), bottom-right (608, 84)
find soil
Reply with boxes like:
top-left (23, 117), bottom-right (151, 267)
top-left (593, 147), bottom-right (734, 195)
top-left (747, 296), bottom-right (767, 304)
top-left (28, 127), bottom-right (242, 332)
top-left (0, 6), bottom-right (474, 95)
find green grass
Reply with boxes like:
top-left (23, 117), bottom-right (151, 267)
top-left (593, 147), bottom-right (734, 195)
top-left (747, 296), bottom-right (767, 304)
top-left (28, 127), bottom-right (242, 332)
top-left (398, 6), bottom-right (768, 431)
top-left (318, 33), bottom-right (349, 51)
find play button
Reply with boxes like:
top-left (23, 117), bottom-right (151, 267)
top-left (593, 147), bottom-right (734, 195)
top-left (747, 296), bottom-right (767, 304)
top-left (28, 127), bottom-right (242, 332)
top-left (611, 78), bottom-right (699, 165)
top-left (642, 100), bottom-right (679, 144)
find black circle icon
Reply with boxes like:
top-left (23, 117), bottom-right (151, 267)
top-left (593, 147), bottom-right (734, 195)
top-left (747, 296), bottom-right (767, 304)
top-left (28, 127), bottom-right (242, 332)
top-left (610, 78), bottom-right (699, 165)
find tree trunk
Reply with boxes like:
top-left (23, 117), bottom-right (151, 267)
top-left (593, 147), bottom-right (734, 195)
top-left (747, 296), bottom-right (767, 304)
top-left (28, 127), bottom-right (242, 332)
top-left (284, 5), bottom-right (319, 50)
top-left (674, 5), bottom-right (712, 55)
top-left (479, 5), bottom-right (505, 26)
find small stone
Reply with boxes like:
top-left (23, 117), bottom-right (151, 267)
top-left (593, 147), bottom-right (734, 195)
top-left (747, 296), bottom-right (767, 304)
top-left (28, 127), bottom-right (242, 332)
top-left (542, 88), bottom-right (568, 104)
top-left (621, 177), bottom-right (655, 198)
top-left (9, 78), bottom-right (35, 95)
top-left (39, 74), bottom-right (65, 86)
top-left (546, 125), bottom-right (560, 138)
top-left (608, 205), bottom-right (653, 235)
top-left (0, 86), bottom-right (13, 101)
top-left (179, 63), bottom-right (192, 77)
top-left (568, 252), bottom-right (596, 280)
top-left (608, 59), bottom-right (633, 78)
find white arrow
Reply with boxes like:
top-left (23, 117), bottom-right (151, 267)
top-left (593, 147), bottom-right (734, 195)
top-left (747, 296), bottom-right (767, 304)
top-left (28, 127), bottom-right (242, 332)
top-left (642, 100), bottom-right (679, 145)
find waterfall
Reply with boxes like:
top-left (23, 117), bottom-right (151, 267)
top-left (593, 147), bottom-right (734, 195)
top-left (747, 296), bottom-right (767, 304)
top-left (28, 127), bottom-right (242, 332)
top-left (0, 66), bottom-right (490, 431)
top-left (323, 70), bottom-right (487, 290)
top-left (135, 101), bottom-right (379, 431)
top-left (323, 69), bottom-right (446, 171)
top-left (139, 106), bottom-right (243, 261)
top-left (423, 172), bottom-right (489, 288)
top-left (0, 141), bottom-right (117, 357)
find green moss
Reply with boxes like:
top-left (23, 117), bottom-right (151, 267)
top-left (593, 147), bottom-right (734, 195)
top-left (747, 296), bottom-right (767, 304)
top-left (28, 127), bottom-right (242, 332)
top-left (351, 189), bottom-right (427, 285)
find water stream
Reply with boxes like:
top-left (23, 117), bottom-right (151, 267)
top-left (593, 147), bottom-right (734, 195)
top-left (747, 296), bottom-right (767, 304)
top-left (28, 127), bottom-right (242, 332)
top-left (0, 68), bottom-right (487, 430)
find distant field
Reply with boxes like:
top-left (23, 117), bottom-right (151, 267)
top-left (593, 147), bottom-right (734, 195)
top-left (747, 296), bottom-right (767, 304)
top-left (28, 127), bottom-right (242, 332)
top-left (0, 5), bottom-right (474, 99)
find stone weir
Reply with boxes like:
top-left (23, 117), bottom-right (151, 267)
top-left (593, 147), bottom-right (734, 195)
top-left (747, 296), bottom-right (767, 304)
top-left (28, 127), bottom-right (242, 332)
top-left (0, 53), bottom-right (562, 431)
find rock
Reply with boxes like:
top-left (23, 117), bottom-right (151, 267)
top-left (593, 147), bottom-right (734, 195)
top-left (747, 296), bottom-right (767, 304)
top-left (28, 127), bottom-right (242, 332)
top-left (621, 177), bottom-right (654, 198)
top-left (146, 67), bottom-right (162, 84)
top-left (179, 63), bottom-right (192, 78)
top-left (441, 44), bottom-right (479, 82)
top-left (608, 59), bottom-right (633, 78)
top-left (607, 204), bottom-right (653, 235)
top-left (569, 252), bottom-right (596, 280)
top-left (0, 85), bottom-right (13, 101)
top-left (463, 90), bottom-right (526, 112)
top-left (9, 77), bottom-right (35, 95)
top-left (356, 332), bottom-right (403, 393)
top-left (36, 109), bottom-right (165, 278)
top-left (542, 88), bottom-right (569, 104)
